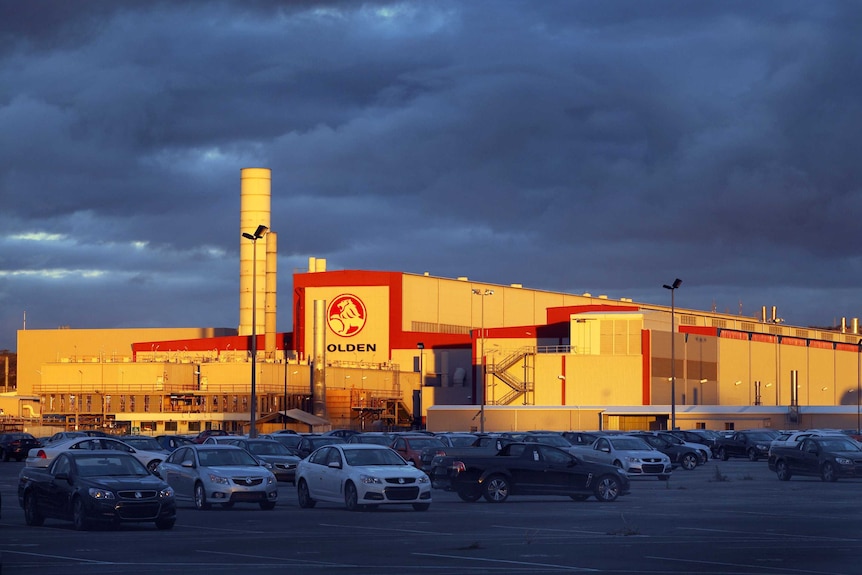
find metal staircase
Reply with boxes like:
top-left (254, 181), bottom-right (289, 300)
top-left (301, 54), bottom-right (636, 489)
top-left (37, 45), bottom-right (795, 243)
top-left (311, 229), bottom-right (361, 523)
top-left (486, 347), bottom-right (534, 405)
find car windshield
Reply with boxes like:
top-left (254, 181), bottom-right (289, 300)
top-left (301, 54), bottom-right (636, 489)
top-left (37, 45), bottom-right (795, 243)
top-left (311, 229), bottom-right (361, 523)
top-left (611, 437), bottom-right (653, 451)
top-left (123, 437), bottom-right (163, 451)
top-left (197, 448), bottom-right (260, 467)
top-left (446, 435), bottom-right (478, 447)
top-left (248, 441), bottom-right (292, 455)
top-left (352, 435), bottom-right (393, 445)
top-left (531, 435), bottom-right (571, 447)
top-left (344, 448), bottom-right (406, 466)
top-left (75, 455), bottom-right (148, 477)
top-left (748, 433), bottom-right (776, 442)
top-left (817, 439), bottom-right (861, 452)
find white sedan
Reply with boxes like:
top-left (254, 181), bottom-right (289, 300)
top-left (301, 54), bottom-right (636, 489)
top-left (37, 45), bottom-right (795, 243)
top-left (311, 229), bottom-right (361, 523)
top-left (26, 437), bottom-right (167, 472)
top-left (296, 443), bottom-right (431, 511)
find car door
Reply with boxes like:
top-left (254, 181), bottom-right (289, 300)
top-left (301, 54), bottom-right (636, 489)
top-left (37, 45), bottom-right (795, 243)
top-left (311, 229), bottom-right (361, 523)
top-left (41, 454), bottom-right (75, 519)
top-left (319, 447), bottom-right (345, 499)
top-left (537, 445), bottom-right (589, 494)
top-left (794, 439), bottom-right (821, 475)
top-left (303, 446), bottom-right (332, 500)
top-left (166, 447), bottom-right (196, 500)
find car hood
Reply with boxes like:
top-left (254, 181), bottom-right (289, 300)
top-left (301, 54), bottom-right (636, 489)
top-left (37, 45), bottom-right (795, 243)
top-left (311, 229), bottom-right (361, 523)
top-left (83, 475), bottom-right (170, 491)
top-left (615, 449), bottom-right (670, 461)
top-left (202, 465), bottom-right (272, 477)
top-left (352, 464), bottom-right (425, 477)
top-left (257, 455), bottom-right (301, 464)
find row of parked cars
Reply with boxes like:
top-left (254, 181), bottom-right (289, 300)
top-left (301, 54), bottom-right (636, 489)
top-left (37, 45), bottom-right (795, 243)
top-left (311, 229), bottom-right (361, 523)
top-left (12, 425), bottom-right (862, 530)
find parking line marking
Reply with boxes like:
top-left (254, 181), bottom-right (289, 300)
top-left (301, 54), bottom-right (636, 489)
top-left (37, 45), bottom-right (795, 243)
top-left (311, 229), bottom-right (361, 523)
top-left (416, 552), bottom-right (599, 571)
top-left (198, 549), bottom-right (357, 567)
top-left (0, 550), bottom-right (114, 563)
top-left (680, 527), bottom-right (858, 542)
top-left (646, 555), bottom-right (847, 575)
top-left (318, 522), bottom-right (446, 535)
top-left (493, 524), bottom-right (608, 536)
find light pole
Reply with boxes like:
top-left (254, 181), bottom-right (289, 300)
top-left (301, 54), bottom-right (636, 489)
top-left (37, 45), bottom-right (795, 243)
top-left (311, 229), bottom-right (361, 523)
top-left (472, 288), bottom-right (494, 432)
top-left (242, 224), bottom-right (268, 438)
top-left (416, 342), bottom-right (425, 429)
top-left (662, 278), bottom-right (682, 430)
top-left (857, 339), bottom-right (861, 435)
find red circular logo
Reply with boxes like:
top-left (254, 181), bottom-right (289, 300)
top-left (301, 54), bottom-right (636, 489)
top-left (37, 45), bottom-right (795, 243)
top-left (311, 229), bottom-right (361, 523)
top-left (327, 294), bottom-right (367, 337)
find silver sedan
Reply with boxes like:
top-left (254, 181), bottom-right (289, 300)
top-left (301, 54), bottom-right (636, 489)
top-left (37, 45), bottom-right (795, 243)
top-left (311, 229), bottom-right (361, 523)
top-left (155, 444), bottom-right (277, 510)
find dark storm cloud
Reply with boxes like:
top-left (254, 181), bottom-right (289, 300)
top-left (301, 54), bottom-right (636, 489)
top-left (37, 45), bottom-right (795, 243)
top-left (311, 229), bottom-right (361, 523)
top-left (1, 1), bottom-right (861, 350)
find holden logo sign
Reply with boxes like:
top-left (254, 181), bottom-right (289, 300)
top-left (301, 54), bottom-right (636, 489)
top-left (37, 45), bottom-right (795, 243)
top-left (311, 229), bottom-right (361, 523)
top-left (327, 294), bottom-right (367, 337)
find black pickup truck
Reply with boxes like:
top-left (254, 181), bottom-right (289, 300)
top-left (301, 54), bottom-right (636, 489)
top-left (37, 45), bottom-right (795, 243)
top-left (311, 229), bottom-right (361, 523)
top-left (714, 430), bottom-right (778, 461)
top-left (429, 441), bottom-right (630, 503)
top-left (419, 434), bottom-right (511, 470)
top-left (768, 436), bottom-right (862, 482)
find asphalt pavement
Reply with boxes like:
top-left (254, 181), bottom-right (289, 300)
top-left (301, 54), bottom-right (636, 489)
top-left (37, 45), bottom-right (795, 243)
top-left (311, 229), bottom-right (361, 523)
top-left (0, 456), bottom-right (860, 575)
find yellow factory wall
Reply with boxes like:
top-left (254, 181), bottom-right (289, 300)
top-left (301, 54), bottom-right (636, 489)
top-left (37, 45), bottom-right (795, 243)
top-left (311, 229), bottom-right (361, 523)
top-left (18, 328), bottom-right (231, 396)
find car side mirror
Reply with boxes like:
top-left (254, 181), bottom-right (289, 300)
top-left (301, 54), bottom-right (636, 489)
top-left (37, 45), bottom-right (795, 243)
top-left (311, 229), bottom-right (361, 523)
top-left (55, 472), bottom-right (71, 483)
top-left (327, 461), bottom-right (342, 469)
top-left (181, 460), bottom-right (195, 468)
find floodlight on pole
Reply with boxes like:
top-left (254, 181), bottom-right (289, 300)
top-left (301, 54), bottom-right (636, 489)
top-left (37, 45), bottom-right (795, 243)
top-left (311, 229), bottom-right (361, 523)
top-left (242, 224), bottom-right (268, 438)
top-left (662, 278), bottom-right (682, 430)
top-left (472, 288), bottom-right (494, 432)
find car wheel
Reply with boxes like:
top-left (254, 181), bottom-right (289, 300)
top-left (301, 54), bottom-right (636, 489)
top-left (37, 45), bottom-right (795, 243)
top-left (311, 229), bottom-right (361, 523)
top-left (297, 479), bottom-right (316, 508)
top-left (24, 493), bottom-right (44, 526)
top-left (194, 482), bottom-right (211, 510)
top-left (146, 459), bottom-right (161, 474)
top-left (776, 460), bottom-right (792, 481)
top-left (821, 462), bottom-right (838, 482)
top-left (155, 518), bottom-right (175, 530)
top-left (457, 488), bottom-right (482, 502)
top-left (594, 475), bottom-right (622, 502)
top-left (72, 497), bottom-right (90, 531)
top-left (570, 494), bottom-right (589, 502)
top-left (260, 500), bottom-right (276, 510)
top-left (482, 474), bottom-right (510, 503)
top-left (412, 503), bottom-right (430, 511)
top-left (681, 453), bottom-right (698, 471)
top-left (747, 448), bottom-right (759, 462)
top-left (719, 448), bottom-right (729, 461)
top-left (344, 481), bottom-right (361, 511)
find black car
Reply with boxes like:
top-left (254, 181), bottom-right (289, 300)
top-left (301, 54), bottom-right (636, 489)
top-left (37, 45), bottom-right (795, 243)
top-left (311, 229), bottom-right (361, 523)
top-left (432, 442), bottom-right (630, 503)
top-left (18, 450), bottom-right (176, 530)
top-left (628, 432), bottom-right (703, 471)
top-left (0, 432), bottom-right (41, 462)
top-left (295, 435), bottom-right (346, 459)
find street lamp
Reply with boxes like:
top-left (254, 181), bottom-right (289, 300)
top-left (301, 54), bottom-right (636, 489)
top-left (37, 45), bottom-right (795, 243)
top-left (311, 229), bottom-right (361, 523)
top-left (472, 288), bottom-right (494, 432)
top-left (662, 278), bottom-right (682, 430)
top-left (242, 224), bottom-right (268, 438)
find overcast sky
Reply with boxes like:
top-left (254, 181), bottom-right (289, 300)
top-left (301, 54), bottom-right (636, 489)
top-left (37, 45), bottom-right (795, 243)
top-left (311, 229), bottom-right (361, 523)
top-left (2, 1), bottom-right (861, 352)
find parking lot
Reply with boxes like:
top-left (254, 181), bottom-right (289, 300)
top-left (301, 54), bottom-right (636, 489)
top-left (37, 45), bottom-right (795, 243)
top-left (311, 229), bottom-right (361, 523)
top-left (1, 456), bottom-right (860, 574)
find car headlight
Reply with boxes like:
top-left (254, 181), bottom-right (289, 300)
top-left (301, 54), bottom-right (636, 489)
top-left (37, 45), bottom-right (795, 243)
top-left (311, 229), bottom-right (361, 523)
top-left (208, 473), bottom-right (230, 485)
top-left (624, 457), bottom-right (642, 463)
top-left (417, 474), bottom-right (430, 484)
top-left (360, 474), bottom-right (384, 485)
top-left (261, 462), bottom-right (273, 469)
top-left (835, 457), bottom-right (853, 465)
top-left (756, 444), bottom-right (768, 451)
top-left (267, 475), bottom-right (275, 485)
top-left (159, 486), bottom-right (175, 499)
top-left (88, 487), bottom-right (115, 500)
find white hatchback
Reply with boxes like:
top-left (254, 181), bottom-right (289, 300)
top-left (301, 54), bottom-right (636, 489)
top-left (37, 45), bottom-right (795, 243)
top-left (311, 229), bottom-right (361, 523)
top-left (296, 443), bottom-right (431, 511)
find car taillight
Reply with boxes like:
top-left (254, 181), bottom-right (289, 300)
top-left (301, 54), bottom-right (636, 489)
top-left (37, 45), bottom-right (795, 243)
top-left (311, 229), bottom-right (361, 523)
top-left (435, 449), bottom-right (446, 457)
top-left (450, 461), bottom-right (466, 473)
top-left (37, 450), bottom-right (47, 459)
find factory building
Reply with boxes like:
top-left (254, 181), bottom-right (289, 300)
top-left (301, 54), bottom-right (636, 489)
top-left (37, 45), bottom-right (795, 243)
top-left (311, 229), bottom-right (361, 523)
top-left (11, 169), bottom-right (862, 435)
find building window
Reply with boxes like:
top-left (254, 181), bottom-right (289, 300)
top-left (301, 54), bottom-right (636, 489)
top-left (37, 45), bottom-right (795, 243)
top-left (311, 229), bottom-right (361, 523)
top-left (144, 396), bottom-right (150, 412)
top-left (165, 421), bottom-right (178, 432)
